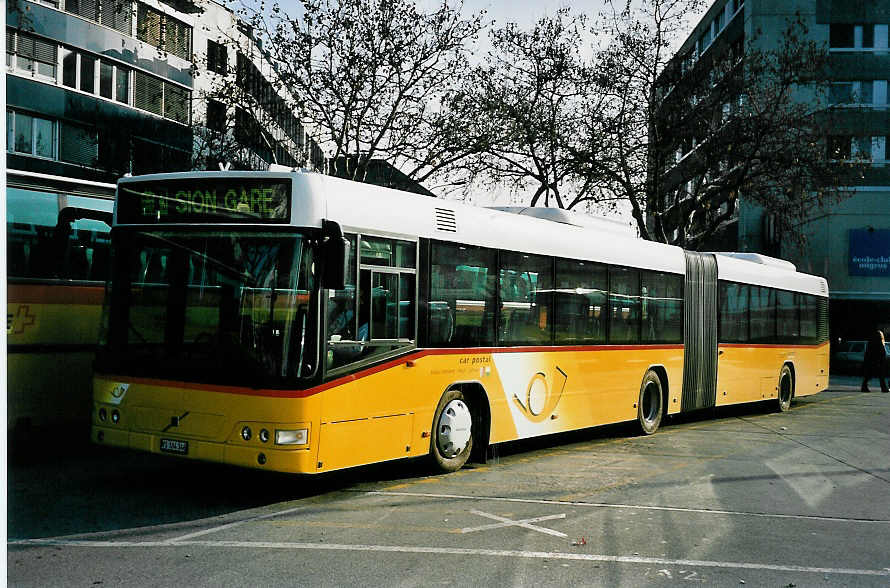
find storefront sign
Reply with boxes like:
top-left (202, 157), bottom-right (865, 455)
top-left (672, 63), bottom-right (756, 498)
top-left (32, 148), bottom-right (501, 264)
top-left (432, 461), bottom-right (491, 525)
top-left (849, 228), bottom-right (890, 276)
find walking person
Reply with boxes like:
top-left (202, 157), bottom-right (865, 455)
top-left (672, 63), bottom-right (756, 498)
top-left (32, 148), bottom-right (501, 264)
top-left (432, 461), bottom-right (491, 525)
top-left (861, 329), bottom-right (889, 393)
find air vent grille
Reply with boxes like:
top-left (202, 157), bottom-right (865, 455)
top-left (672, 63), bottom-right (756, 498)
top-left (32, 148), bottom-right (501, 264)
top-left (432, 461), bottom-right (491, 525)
top-left (434, 208), bottom-right (457, 232)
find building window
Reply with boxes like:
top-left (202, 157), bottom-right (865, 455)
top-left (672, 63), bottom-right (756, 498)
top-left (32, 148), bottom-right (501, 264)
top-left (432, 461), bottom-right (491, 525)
top-left (207, 40), bottom-right (228, 75)
top-left (830, 23), bottom-right (888, 49)
top-left (206, 99), bottom-right (226, 132)
top-left (853, 136), bottom-right (872, 159)
top-left (164, 83), bottom-right (190, 124)
top-left (829, 82), bottom-right (853, 104)
top-left (862, 24), bottom-right (875, 48)
top-left (100, 60), bottom-right (114, 98)
top-left (101, 0), bottom-right (133, 35)
top-left (60, 121), bottom-right (99, 167)
top-left (7, 30), bottom-right (58, 81)
top-left (165, 17), bottom-right (192, 61)
top-left (67, 0), bottom-right (100, 21)
top-left (132, 70), bottom-right (190, 123)
top-left (830, 24), bottom-right (855, 48)
top-left (62, 47), bottom-right (77, 87)
top-left (116, 67), bottom-right (130, 103)
top-left (7, 110), bottom-right (56, 159)
top-left (134, 70), bottom-right (164, 115)
top-left (80, 54), bottom-right (96, 93)
top-left (136, 3), bottom-right (163, 47)
top-left (137, 3), bottom-right (192, 61)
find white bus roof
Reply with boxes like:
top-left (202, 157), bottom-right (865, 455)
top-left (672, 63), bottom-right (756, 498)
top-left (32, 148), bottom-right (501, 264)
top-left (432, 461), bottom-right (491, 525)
top-left (311, 174), bottom-right (687, 275)
top-left (713, 253), bottom-right (828, 297)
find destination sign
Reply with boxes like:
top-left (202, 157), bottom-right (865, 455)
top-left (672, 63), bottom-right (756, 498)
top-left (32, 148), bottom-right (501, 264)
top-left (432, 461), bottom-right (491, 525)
top-left (117, 178), bottom-right (291, 224)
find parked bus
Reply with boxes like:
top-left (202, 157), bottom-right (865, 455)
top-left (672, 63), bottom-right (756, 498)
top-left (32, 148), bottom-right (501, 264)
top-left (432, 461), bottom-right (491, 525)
top-left (7, 170), bottom-right (114, 438)
top-left (92, 170), bottom-right (829, 473)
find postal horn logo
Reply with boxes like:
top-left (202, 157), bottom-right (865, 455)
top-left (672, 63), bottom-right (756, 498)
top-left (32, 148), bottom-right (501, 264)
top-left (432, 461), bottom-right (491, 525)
top-left (513, 366), bottom-right (568, 423)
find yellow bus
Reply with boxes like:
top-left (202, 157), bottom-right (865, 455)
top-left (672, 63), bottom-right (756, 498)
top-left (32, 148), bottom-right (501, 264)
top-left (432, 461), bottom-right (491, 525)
top-left (92, 170), bottom-right (829, 473)
top-left (7, 171), bottom-right (114, 439)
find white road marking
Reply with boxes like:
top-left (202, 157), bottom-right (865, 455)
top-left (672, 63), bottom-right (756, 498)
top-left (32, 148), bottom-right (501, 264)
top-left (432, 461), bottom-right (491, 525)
top-left (461, 510), bottom-right (567, 537)
top-left (366, 491), bottom-right (890, 524)
top-left (166, 506), bottom-right (305, 542)
top-left (8, 538), bottom-right (890, 578)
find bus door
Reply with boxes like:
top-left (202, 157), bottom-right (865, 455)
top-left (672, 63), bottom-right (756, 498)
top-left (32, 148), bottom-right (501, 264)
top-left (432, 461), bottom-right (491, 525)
top-left (681, 252), bottom-right (718, 411)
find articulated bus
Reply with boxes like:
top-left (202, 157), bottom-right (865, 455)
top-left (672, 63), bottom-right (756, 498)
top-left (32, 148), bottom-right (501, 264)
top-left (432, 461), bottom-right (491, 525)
top-left (91, 170), bottom-right (829, 473)
top-left (7, 170), bottom-right (114, 439)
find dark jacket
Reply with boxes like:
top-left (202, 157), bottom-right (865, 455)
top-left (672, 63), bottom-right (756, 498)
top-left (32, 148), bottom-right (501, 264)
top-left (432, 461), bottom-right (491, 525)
top-left (865, 331), bottom-right (886, 364)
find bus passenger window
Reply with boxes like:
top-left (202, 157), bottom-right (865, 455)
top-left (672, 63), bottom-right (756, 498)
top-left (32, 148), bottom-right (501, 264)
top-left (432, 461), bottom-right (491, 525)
top-left (641, 271), bottom-right (683, 343)
top-left (719, 282), bottom-right (750, 342)
top-left (499, 251), bottom-right (552, 346)
top-left (429, 242), bottom-right (496, 347)
top-left (777, 290), bottom-right (799, 341)
top-left (750, 286), bottom-right (776, 343)
top-left (555, 258), bottom-right (607, 344)
top-left (609, 267), bottom-right (640, 344)
top-left (800, 295), bottom-right (819, 343)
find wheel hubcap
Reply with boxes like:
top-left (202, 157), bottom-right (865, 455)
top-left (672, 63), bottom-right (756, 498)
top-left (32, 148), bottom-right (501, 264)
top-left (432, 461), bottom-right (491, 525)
top-left (437, 399), bottom-right (472, 458)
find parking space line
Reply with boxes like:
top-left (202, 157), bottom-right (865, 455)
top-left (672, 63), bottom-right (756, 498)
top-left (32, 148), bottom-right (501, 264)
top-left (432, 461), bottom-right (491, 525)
top-left (365, 491), bottom-right (890, 523)
top-left (461, 510), bottom-right (567, 537)
top-left (165, 506), bottom-right (305, 542)
top-left (8, 538), bottom-right (890, 578)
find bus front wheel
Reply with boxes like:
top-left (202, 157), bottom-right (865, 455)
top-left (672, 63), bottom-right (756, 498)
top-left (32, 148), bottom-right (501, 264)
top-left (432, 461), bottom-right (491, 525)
top-left (637, 370), bottom-right (664, 435)
top-left (777, 365), bottom-right (794, 412)
top-left (430, 389), bottom-right (474, 472)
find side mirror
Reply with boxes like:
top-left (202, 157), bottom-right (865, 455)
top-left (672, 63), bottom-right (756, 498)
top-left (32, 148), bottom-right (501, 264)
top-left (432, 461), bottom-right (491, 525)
top-left (321, 219), bottom-right (349, 290)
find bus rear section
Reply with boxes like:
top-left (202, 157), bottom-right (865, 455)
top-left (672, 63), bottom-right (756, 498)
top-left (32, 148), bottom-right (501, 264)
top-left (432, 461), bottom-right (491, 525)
top-left (7, 173), bottom-right (113, 441)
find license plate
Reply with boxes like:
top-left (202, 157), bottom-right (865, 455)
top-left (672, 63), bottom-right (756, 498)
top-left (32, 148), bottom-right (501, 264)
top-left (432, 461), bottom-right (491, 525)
top-left (160, 438), bottom-right (189, 455)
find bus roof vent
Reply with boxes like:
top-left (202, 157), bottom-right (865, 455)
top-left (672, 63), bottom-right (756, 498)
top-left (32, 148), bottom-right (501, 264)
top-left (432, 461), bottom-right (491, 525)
top-left (713, 252), bottom-right (796, 271)
top-left (434, 208), bottom-right (457, 232)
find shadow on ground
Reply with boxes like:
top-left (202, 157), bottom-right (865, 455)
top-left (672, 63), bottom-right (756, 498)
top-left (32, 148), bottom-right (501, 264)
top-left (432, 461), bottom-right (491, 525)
top-left (7, 392), bottom-right (830, 540)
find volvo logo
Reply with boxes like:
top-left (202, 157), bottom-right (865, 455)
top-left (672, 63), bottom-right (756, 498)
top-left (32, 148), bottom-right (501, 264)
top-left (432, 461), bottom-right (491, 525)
top-left (162, 411), bottom-right (190, 432)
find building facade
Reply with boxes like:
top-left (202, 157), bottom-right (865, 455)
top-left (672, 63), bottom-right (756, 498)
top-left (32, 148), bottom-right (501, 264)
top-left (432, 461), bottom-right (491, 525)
top-left (653, 0), bottom-right (890, 342)
top-left (6, 0), bottom-right (327, 179)
top-left (191, 0), bottom-right (326, 172)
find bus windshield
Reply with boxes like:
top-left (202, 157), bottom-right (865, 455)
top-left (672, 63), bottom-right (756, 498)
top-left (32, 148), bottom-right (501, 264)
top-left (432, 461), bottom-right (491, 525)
top-left (99, 230), bottom-right (317, 387)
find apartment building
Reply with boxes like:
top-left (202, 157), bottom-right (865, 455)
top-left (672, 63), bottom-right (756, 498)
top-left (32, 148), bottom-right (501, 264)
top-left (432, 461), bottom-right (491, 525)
top-left (6, 0), bottom-right (326, 181)
top-left (652, 0), bottom-right (890, 340)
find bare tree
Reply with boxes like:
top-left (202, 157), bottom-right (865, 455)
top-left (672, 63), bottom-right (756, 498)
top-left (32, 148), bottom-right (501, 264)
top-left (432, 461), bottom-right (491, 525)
top-left (444, 9), bottom-right (604, 208)
top-left (584, 1), bottom-right (861, 250)
top-left (237, 0), bottom-right (484, 187)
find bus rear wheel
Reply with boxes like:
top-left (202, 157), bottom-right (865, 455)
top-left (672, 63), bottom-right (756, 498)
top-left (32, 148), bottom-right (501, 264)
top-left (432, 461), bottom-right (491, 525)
top-left (637, 370), bottom-right (664, 435)
top-left (430, 389), bottom-right (473, 472)
top-left (777, 365), bottom-right (793, 412)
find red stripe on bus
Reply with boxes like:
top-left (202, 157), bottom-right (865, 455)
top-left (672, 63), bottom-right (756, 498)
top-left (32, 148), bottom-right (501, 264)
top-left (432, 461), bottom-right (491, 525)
top-left (7, 283), bottom-right (106, 305)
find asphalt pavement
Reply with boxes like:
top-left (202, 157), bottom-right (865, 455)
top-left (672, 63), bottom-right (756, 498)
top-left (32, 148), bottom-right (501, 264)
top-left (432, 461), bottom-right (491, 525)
top-left (7, 375), bottom-right (890, 587)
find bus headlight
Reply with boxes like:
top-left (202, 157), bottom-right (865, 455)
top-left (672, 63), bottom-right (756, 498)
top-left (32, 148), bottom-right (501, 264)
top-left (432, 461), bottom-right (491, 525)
top-left (259, 429), bottom-right (270, 443)
top-left (111, 410), bottom-right (120, 424)
top-left (98, 408), bottom-right (107, 422)
top-left (241, 426), bottom-right (252, 441)
top-left (275, 429), bottom-right (308, 445)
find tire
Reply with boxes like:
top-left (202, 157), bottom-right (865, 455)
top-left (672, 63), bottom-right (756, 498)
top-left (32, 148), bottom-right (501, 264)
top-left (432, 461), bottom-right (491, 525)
top-left (637, 370), bottom-right (664, 435)
top-left (430, 389), bottom-right (473, 472)
top-left (777, 365), bottom-right (793, 412)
